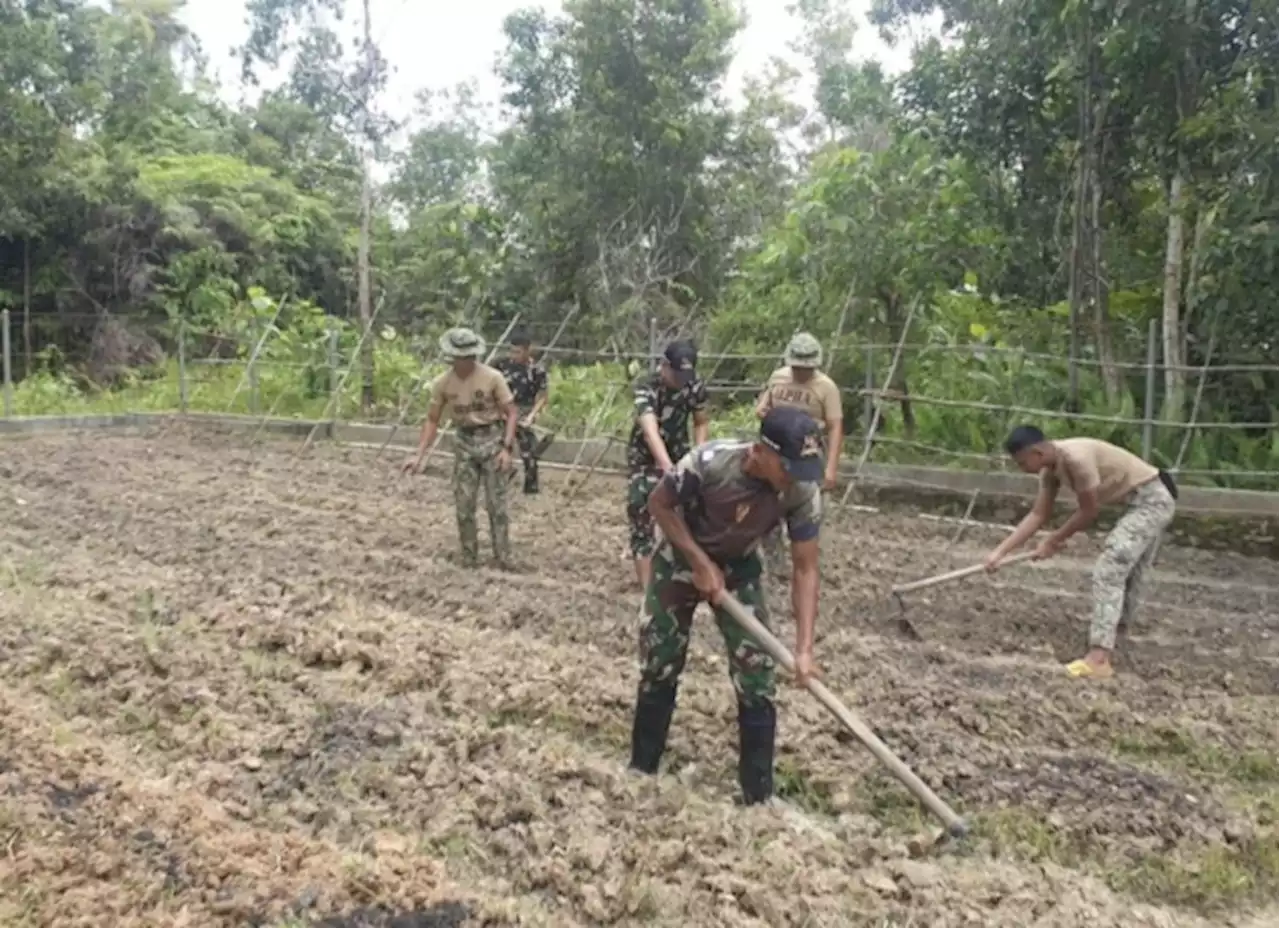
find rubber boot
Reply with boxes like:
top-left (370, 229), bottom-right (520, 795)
top-left (738, 699), bottom-right (776, 805)
top-left (628, 683), bottom-right (676, 775)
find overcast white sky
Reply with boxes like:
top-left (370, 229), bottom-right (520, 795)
top-left (176, 0), bottom-right (931, 137)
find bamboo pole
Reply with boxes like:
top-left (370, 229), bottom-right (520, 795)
top-left (297, 296), bottom-right (384, 456)
top-left (225, 295), bottom-right (290, 413)
top-left (839, 295), bottom-right (920, 509)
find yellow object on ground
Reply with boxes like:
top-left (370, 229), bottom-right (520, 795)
top-left (1065, 659), bottom-right (1114, 679)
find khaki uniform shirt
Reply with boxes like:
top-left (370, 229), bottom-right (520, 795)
top-left (427, 364), bottom-right (514, 428)
top-left (759, 367), bottom-right (842, 431)
top-left (1040, 438), bottom-right (1159, 507)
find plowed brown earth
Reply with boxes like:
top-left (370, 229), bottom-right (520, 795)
top-left (0, 424), bottom-right (1275, 928)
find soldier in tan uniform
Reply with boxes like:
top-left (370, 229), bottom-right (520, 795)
top-left (985, 425), bottom-right (1178, 679)
top-left (403, 327), bottom-right (520, 568)
top-left (756, 332), bottom-right (844, 491)
top-left (755, 333), bottom-right (843, 565)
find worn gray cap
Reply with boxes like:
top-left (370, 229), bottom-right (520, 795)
top-left (439, 327), bottom-right (485, 359)
top-left (785, 332), bottom-right (823, 368)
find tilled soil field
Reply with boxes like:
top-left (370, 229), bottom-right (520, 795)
top-left (0, 424), bottom-right (1276, 928)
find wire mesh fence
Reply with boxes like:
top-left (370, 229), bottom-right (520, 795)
top-left (2, 308), bottom-right (1276, 492)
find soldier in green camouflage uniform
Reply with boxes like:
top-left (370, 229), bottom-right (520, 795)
top-left (495, 328), bottom-right (550, 495)
top-left (403, 328), bottom-right (520, 568)
top-left (627, 339), bottom-right (710, 590)
top-left (629, 406), bottom-right (826, 806)
top-left (985, 425), bottom-right (1178, 679)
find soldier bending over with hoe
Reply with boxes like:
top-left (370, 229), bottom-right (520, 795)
top-left (984, 425), bottom-right (1177, 679)
top-left (403, 327), bottom-right (520, 569)
top-left (628, 406), bottom-right (824, 806)
top-left (626, 339), bottom-right (709, 590)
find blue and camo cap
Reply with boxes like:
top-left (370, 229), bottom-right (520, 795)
top-left (759, 406), bottom-right (824, 483)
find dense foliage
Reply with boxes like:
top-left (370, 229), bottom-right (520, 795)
top-left (1, 0), bottom-right (1275, 485)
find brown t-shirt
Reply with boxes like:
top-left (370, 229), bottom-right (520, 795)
top-left (759, 367), bottom-right (842, 431)
top-left (1040, 438), bottom-right (1159, 507)
top-left (427, 363), bottom-right (514, 428)
top-left (654, 440), bottom-right (822, 564)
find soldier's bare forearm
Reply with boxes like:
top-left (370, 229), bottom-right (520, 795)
top-left (415, 417), bottom-right (440, 457)
top-left (993, 510), bottom-right (1046, 558)
top-left (825, 420), bottom-right (844, 477)
top-left (639, 413), bottom-right (673, 470)
top-left (503, 405), bottom-right (518, 447)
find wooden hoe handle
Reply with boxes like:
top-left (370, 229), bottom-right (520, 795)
top-left (716, 592), bottom-right (969, 837)
top-left (890, 549), bottom-right (1037, 596)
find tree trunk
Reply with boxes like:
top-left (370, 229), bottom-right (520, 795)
top-left (357, 0), bottom-right (375, 410)
top-left (1161, 169), bottom-right (1186, 422)
top-left (882, 292), bottom-right (915, 438)
top-left (1064, 9), bottom-right (1090, 413)
top-left (1182, 202), bottom-right (1216, 345)
top-left (22, 237), bottom-right (32, 377)
top-left (1084, 37), bottom-right (1121, 402)
top-left (1065, 154), bottom-right (1086, 413)
top-left (1089, 170), bottom-right (1121, 402)
top-left (1161, 0), bottom-right (1200, 423)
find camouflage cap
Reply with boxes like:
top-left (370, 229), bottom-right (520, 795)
top-left (440, 327), bottom-right (485, 360)
top-left (785, 332), bottom-right (823, 368)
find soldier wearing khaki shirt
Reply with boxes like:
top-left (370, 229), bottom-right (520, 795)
top-left (403, 327), bottom-right (520, 568)
top-left (984, 426), bottom-right (1178, 679)
top-left (755, 332), bottom-right (843, 491)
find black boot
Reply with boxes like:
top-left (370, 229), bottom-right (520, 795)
top-left (628, 683), bottom-right (676, 774)
top-left (738, 699), bottom-right (776, 805)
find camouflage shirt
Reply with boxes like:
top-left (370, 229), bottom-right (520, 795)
top-left (627, 373), bottom-right (709, 472)
top-left (655, 440), bottom-right (822, 563)
top-left (495, 359), bottom-right (549, 412)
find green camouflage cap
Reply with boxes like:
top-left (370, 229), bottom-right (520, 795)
top-left (439, 327), bottom-right (486, 360)
top-left (785, 332), bottom-right (823, 368)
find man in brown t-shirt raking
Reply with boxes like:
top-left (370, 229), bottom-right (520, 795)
top-left (984, 425), bottom-right (1178, 679)
top-left (628, 406), bottom-right (824, 806)
top-left (403, 327), bottom-right (520, 569)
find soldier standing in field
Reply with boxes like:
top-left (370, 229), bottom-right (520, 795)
top-left (403, 327), bottom-right (520, 569)
top-left (984, 425), bottom-right (1179, 679)
top-left (495, 327), bottom-right (550, 495)
top-left (755, 332), bottom-right (844, 563)
top-left (628, 406), bottom-right (825, 806)
top-left (626, 339), bottom-right (710, 591)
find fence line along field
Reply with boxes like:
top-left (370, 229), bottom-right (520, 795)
top-left (0, 423), bottom-right (1275, 928)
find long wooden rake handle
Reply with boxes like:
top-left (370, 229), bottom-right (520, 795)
top-left (891, 550), bottom-right (1037, 597)
top-left (716, 591), bottom-right (968, 837)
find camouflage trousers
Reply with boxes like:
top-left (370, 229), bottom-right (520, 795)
top-left (626, 469), bottom-right (662, 558)
top-left (453, 425), bottom-right (511, 566)
top-left (638, 550), bottom-right (776, 707)
top-left (1090, 477), bottom-right (1176, 650)
top-left (515, 424), bottom-right (539, 493)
